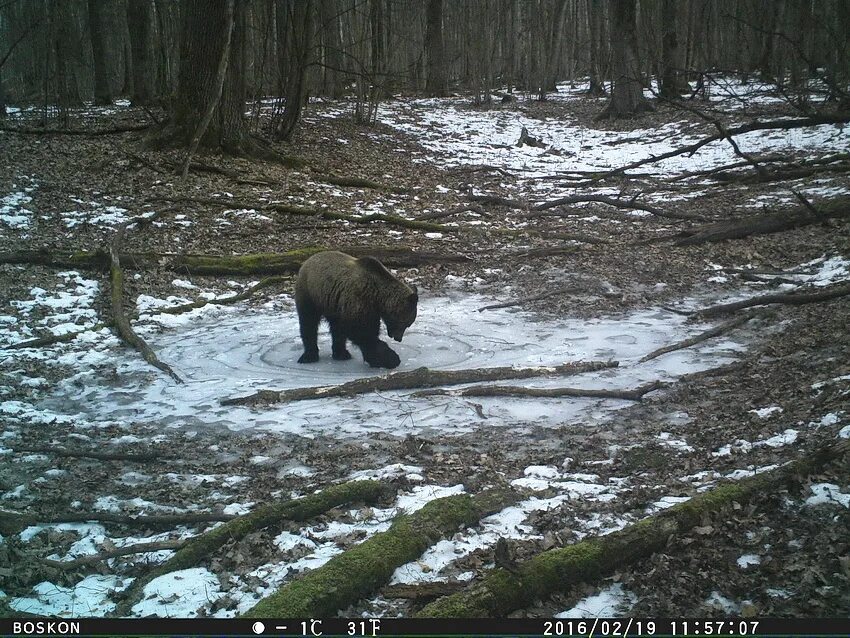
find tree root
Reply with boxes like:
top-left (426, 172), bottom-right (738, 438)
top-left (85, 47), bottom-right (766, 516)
top-left (411, 380), bottom-right (663, 401)
top-left (241, 488), bottom-right (517, 617)
top-left (221, 360), bottom-right (618, 407)
top-left (113, 479), bottom-right (389, 617)
top-left (417, 440), bottom-right (850, 617)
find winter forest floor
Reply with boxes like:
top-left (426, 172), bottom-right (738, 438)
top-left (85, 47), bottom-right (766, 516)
top-left (1, 80), bottom-right (849, 618)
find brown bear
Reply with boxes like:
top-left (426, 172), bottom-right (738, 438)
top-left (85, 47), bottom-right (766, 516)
top-left (294, 251), bottom-right (418, 369)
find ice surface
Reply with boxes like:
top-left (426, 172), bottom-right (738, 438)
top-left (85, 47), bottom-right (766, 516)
top-left (33, 292), bottom-right (744, 439)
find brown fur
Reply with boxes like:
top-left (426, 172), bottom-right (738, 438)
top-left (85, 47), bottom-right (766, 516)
top-left (295, 251), bottom-right (418, 368)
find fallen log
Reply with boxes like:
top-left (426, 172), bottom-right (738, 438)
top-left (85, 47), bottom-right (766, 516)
top-left (0, 122), bottom-right (152, 135)
top-left (221, 360), bottom-right (618, 407)
top-left (0, 246), bottom-right (471, 276)
top-left (0, 511), bottom-right (236, 536)
top-left (153, 276), bottom-right (288, 315)
top-left (529, 194), bottom-right (704, 222)
top-left (3, 323), bottom-right (110, 349)
top-left (412, 380), bottom-right (662, 401)
top-left (693, 282), bottom-right (850, 319)
top-left (8, 444), bottom-right (165, 462)
top-left (113, 479), bottom-right (389, 617)
top-left (418, 440), bottom-right (850, 617)
top-left (41, 539), bottom-right (187, 570)
top-left (477, 286), bottom-right (585, 311)
top-left (241, 488), bottom-right (517, 617)
top-left (675, 197), bottom-right (850, 246)
top-left (319, 174), bottom-right (405, 193)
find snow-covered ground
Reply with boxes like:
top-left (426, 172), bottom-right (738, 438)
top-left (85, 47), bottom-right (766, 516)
top-left (3, 78), bottom-right (850, 618)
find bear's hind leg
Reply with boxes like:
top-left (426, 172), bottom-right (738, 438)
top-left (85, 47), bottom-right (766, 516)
top-left (328, 319), bottom-right (352, 360)
top-left (296, 299), bottom-right (321, 363)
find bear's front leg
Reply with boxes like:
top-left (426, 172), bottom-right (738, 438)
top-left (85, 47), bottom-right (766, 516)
top-left (360, 339), bottom-right (401, 369)
top-left (296, 300), bottom-right (320, 363)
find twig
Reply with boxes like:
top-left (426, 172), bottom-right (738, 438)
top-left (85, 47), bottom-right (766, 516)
top-left (477, 286), bottom-right (584, 312)
top-left (529, 194), bottom-right (705, 222)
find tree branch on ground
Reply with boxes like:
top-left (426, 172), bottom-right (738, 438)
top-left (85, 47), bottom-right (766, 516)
top-left (112, 479), bottom-right (389, 617)
top-left (417, 440), bottom-right (850, 617)
top-left (41, 540), bottom-right (187, 570)
top-left (674, 197), bottom-right (850, 246)
top-left (528, 194), bottom-right (705, 222)
top-left (570, 115), bottom-right (850, 186)
top-left (8, 444), bottom-right (165, 462)
top-left (0, 511), bottom-right (237, 537)
top-left (639, 313), bottom-right (760, 362)
top-left (411, 380), bottom-right (663, 401)
top-left (109, 221), bottom-right (183, 383)
top-left (4, 323), bottom-right (110, 349)
top-left (693, 282), bottom-right (850, 319)
top-left (0, 246), bottom-right (471, 276)
top-left (221, 361), bottom-right (619, 407)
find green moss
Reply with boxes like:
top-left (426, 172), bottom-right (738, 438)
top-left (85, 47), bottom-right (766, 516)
top-left (114, 480), bottom-right (388, 617)
top-left (242, 489), bottom-right (516, 618)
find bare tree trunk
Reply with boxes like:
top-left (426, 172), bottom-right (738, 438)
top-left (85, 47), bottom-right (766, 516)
top-left (597, 0), bottom-right (652, 118)
top-left (319, 0), bottom-right (344, 99)
top-left (587, 0), bottom-right (606, 95)
top-left (659, 0), bottom-right (685, 97)
top-left (88, 0), bottom-right (113, 105)
top-left (425, 0), bottom-right (446, 96)
top-left (128, 0), bottom-right (153, 105)
top-left (275, 0), bottom-right (313, 141)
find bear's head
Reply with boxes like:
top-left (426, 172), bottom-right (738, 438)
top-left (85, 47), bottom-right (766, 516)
top-left (384, 285), bottom-right (418, 342)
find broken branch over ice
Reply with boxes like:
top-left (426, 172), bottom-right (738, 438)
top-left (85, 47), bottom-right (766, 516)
top-left (639, 313), bottom-right (759, 362)
top-left (221, 360), bottom-right (618, 407)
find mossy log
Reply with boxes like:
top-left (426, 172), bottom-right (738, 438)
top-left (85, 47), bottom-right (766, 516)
top-left (319, 174), bottom-right (406, 193)
top-left (242, 488), bottom-right (517, 618)
top-left (221, 360), bottom-right (618, 407)
top-left (418, 440), bottom-right (850, 617)
top-left (4, 323), bottom-right (110, 349)
top-left (0, 246), bottom-right (470, 276)
top-left (113, 479), bottom-right (389, 617)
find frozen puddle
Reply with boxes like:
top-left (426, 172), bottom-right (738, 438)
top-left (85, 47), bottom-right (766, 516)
top-left (39, 292), bottom-right (744, 438)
